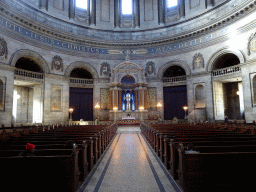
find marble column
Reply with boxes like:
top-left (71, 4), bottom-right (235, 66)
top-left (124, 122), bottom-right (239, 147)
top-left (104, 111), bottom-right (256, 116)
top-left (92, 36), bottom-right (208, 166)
top-left (114, 0), bottom-right (121, 27)
top-left (144, 89), bottom-right (147, 110)
top-left (118, 90), bottom-right (122, 110)
top-left (134, 0), bottom-right (140, 28)
top-left (69, 0), bottom-right (75, 19)
top-left (178, 0), bottom-right (185, 18)
top-left (110, 89), bottom-right (113, 110)
top-left (90, 0), bottom-right (96, 25)
top-left (40, 0), bottom-right (48, 10)
top-left (135, 90), bottom-right (138, 110)
top-left (158, 0), bottom-right (164, 24)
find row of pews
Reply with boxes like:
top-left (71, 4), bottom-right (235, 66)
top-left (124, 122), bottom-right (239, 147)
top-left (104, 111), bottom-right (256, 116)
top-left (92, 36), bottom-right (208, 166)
top-left (141, 122), bottom-right (256, 192)
top-left (0, 123), bottom-right (118, 192)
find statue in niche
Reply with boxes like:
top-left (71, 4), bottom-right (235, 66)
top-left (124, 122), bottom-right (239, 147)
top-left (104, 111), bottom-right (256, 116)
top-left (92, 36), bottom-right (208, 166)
top-left (100, 62), bottom-right (111, 76)
top-left (52, 56), bottom-right (63, 71)
top-left (248, 32), bottom-right (256, 55)
top-left (193, 53), bottom-right (204, 70)
top-left (145, 61), bottom-right (156, 76)
top-left (0, 37), bottom-right (8, 59)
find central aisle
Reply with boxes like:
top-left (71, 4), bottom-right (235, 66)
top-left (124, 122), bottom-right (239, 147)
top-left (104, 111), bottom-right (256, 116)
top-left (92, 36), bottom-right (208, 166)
top-left (81, 126), bottom-right (181, 192)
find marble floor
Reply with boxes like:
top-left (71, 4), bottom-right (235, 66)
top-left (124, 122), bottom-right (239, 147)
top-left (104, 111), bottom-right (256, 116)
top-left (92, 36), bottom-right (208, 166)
top-left (78, 126), bottom-right (182, 192)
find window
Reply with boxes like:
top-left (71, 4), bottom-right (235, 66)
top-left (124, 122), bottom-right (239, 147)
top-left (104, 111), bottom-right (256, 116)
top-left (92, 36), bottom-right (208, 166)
top-left (167, 0), bottom-right (178, 8)
top-left (76, 0), bottom-right (88, 9)
top-left (122, 0), bottom-right (133, 15)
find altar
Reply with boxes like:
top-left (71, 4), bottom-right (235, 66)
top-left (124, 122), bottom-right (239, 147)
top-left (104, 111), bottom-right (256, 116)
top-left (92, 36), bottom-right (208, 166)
top-left (122, 116), bottom-right (136, 120)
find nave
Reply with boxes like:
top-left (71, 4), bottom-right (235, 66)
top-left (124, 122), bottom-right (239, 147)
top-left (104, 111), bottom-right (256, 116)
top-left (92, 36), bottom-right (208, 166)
top-left (79, 126), bottom-right (181, 192)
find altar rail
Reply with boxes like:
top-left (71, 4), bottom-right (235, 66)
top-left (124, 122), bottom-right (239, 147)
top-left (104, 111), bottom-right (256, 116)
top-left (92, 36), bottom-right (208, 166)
top-left (70, 78), bottom-right (94, 85)
top-left (212, 64), bottom-right (241, 77)
top-left (14, 69), bottom-right (44, 79)
top-left (163, 75), bottom-right (187, 83)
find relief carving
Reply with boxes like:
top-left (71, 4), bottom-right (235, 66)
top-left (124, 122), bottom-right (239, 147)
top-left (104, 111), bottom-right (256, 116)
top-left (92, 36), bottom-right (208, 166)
top-left (145, 61), bottom-right (156, 76)
top-left (248, 32), bottom-right (256, 56)
top-left (51, 56), bottom-right (63, 71)
top-left (193, 53), bottom-right (204, 70)
top-left (100, 62), bottom-right (111, 76)
top-left (0, 37), bottom-right (8, 59)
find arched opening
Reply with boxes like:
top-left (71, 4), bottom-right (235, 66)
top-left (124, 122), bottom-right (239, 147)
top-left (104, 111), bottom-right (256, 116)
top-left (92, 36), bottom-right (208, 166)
top-left (163, 66), bottom-right (187, 120)
top-left (121, 75), bottom-right (135, 84)
top-left (70, 68), bottom-right (93, 79)
top-left (212, 53), bottom-right (240, 70)
top-left (69, 68), bottom-right (93, 121)
top-left (13, 57), bottom-right (43, 124)
top-left (163, 65), bottom-right (186, 78)
top-left (15, 57), bottom-right (43, 73)
top-left (212, 53), bottom-right (244, 121)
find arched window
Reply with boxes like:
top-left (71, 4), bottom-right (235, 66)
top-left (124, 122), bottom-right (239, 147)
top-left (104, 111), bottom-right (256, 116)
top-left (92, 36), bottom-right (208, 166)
top-left (70, 68), bottom-right (93, 79)
top-left (122, 0), bottom-right (133, 15)
top-left (115, 0), bottom-right (139, 28)
top-left (167, 0), bottom-right (178, 8)
top-left (76, 0), bottom-right (88, 10)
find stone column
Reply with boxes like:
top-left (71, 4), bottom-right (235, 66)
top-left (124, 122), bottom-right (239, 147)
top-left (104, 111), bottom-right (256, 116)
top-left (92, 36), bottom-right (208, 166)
top-left (40, 0), bottom-right (49, 10)
top-left (118, 90), bottom-right (122, 110)
top-left (135, 90), bottom-right (138, 110)
top-left (178, 0), bottom-right (185, 18)
top-left (114, 0), bottom-right (121, 27)
top-left (144, 88), bottom-right (147, 110)
top-left (158, 0), bottom-right (165, 24)
top-left (110, 89), bottom-right (113, 110)
top-left (139, 88), bottom-right (143, 107)
top-left (114, 88), bottom-right (118, 108)
top-left (134, 0), bottom-right (140, 28)
top-left (69, 0), bottom-right (75, 19)
top-left (90, 0), bottom-right (96, 25)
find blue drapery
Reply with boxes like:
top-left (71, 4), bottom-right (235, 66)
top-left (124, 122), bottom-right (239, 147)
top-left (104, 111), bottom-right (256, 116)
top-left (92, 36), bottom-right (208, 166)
top-left (164, 86), bottom-right (187, 120)
top-left (69, 88), bottom-right (93, 121)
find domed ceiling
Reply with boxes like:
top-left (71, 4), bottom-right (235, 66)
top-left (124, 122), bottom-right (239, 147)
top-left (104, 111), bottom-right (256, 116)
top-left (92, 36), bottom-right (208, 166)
top-left (0, 0), bottom-right (256, 59)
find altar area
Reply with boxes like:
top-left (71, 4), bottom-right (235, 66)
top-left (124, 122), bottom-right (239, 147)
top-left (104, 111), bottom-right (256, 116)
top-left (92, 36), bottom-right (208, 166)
top-left (109, 110), bottom-right (148, 121)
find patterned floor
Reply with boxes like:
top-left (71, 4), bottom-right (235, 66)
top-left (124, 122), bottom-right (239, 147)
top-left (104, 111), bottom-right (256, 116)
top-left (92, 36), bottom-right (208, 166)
top-left (79, 126), bottom-right (181, 192)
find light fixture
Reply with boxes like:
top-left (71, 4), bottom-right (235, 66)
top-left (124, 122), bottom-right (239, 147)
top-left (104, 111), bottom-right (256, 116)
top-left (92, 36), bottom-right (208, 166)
top-left (139, 106), bottom-right (144, 121)
top-left (95, 103), bottom-right (100, 109)
top-left (69, 108), bottom-right (74, 121)
top-left (113, 107), bottom-right (118, 122)
top-left (183, 106), bottom-right (188, 119)
top-left (69, 108), bottom-right (74, 113)
top-left (157, 102), bottom-right (162, 108)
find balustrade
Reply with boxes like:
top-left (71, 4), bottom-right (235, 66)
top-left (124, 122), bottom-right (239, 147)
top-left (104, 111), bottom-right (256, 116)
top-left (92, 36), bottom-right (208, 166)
top-left (212, 65), bottom-right (241, 77)
top-left (14, 69), bottom-right (44, 79)
top-left (70, 77), bottom-right (94, 85)
top-left (163, 76), bottom-right (186, 83)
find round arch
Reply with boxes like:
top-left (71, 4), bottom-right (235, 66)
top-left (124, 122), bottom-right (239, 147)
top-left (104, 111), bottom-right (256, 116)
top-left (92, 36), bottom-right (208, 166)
top-left (9, 49), bottom-right (50, 73)
top-left (206, 47), bottom-right (245, 72)
top-left (64, 61), bottom-right (99, 79)
top-left (157, 60), bottom-right (191, 79)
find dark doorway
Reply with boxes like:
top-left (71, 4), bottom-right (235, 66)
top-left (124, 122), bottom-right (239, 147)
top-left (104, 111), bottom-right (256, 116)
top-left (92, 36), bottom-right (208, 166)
top-left (213, 53), bottom-right (240, 70)
top-left (69, 88), bottom-right (93, 121)
top-left (223, 82), bottom-right (244, 120)
top-left (164, 85), bottom-right (187, 120)
top-left (70, 68), bottom-right (93, 79)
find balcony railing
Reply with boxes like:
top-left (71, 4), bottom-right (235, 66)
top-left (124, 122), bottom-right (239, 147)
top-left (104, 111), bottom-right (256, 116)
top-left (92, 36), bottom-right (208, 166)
top-left (163, 75), bottom-right (187, 83)
top-left (14, 69), bottom-right (44, 79)
top-left (70, 77), bottom-right (94, 85)
top-left (212, 64), bottom-right (241, 77)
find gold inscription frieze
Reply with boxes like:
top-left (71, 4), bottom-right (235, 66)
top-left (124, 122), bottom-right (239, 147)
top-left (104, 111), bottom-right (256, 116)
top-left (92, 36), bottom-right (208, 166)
top-left (0, 17), bottom-right (230, 56)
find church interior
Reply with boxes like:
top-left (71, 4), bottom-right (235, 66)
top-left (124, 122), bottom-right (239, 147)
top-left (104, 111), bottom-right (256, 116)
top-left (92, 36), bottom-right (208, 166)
top-left (1, 0), bottom-right (256, 191)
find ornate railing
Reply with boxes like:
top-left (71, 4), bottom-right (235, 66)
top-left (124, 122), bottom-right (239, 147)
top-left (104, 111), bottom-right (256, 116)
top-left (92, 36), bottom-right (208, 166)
top-left (163, 75), bottom-right (187, 83)
top-left (70, 77), bottom-right (94, 85)
top-left (212, 64), bottom-right (241, 77)
top-left (14, 69), bottom-right (44, 79)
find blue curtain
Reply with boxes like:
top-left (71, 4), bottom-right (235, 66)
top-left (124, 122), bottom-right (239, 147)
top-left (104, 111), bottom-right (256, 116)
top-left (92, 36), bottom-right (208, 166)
top-left (69, 88), bottom-right (93, 121)
top-left (163, 86), bottom-right (187, 120)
